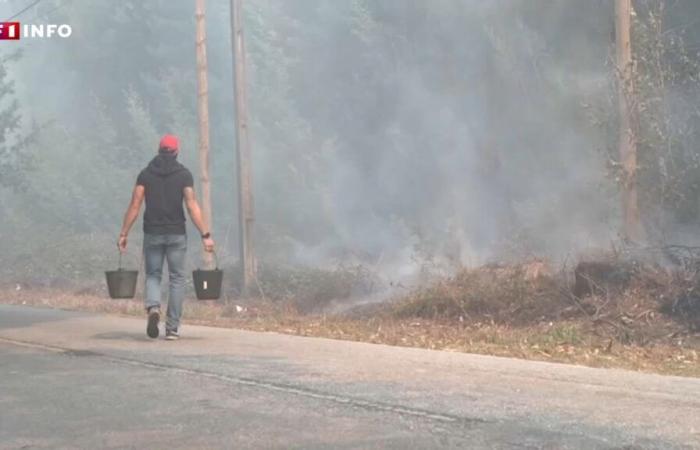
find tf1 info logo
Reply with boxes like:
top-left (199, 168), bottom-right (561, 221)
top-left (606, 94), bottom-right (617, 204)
top-left (0, 22), bottom-right (72, 40)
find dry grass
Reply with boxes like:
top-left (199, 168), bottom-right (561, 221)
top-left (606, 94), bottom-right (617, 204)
top-left (392, 261), bottom-right (565, 324)
top-left (244, 263), bottom-right (380, 313)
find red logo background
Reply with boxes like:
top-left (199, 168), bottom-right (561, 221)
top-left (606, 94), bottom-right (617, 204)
top-left (0, 22), bottom-right (20, 40)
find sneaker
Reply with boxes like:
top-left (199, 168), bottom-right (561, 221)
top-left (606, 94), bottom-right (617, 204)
top-left (165, 329), bottom-right (179, 341)
top-left (147, 307), bottom-right (160, 339)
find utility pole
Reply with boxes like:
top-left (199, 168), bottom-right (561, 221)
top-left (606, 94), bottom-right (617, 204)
top-left (195, 0), bottom-right (213, 267)
top-left (230, 0), bottom-right (256, 294)
top-left (615, 0), bottom-right (641, 241)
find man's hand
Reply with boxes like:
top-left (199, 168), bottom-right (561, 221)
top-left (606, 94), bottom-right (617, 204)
top-left (118, 185), bottom-right (144, 253)
top-left (118, 234), bottom-right (128, 253)
top-left (202, 237), bottom-right (215, 253)
top-left (184, 187), bottom-right (215, 253)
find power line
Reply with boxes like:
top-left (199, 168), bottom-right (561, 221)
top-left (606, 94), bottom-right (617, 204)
top-left (5, 0), bottom-right (45, 22)
top-left (30, 0), bottom-right (70, 22)
top-left (4, 0), bottom-right (68, 47)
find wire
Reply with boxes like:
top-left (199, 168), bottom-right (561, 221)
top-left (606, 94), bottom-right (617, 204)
top-left (5, 0), bottom-right (44, 22)
top-left (29, 0), bottom-right (70, 22)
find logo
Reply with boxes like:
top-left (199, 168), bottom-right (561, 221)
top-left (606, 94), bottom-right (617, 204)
top-left (0, 22), bottom-right (72, 40)
top-left (0, 22), bottom-right (19, 40)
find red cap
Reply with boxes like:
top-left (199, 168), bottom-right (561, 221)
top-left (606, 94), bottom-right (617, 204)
top-left (159, 134), bottom-right (179, 152)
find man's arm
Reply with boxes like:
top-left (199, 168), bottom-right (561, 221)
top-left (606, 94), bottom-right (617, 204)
top-left (117, 185), bottom-right (145, 252)
top-left (184, 187), bottom-right (215, 252)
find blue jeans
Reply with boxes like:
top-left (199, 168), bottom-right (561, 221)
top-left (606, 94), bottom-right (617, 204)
top-left (143, 233), bottom-right (187, 331)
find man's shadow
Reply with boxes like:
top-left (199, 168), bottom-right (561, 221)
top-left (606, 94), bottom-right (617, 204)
top-left (93, 332), bottom-right (204, 342)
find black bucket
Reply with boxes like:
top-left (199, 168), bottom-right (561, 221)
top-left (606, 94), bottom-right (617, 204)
top-left (105, 253), bottom-right (138, 299)
top-left (193, 252), bottom-right (223, 300)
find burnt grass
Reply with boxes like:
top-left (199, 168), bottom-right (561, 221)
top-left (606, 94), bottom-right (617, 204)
top-left (392, 259), bottom-right (700, 345)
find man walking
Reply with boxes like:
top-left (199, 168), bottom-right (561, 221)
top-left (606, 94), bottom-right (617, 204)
top-left (118, 134), bottom-right (215, 340)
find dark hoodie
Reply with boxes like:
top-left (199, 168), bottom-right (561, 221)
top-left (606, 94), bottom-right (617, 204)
top-left (136, 152), bottom-right (194, 235)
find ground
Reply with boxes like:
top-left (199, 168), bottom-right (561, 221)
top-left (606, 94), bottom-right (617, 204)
top-left (2, 284), bottom-right (699, 377)
top-left (1, 304), bottom-right (699, 449)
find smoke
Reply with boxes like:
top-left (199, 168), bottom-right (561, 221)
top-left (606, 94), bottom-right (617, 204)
top-left (244, 0), bottom-right (618, 274)
top-left (0, 0), bottom-right (671, 287)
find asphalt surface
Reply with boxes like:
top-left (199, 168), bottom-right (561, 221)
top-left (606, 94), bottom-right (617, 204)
top-left (0, 304), bottom-right (699, 449)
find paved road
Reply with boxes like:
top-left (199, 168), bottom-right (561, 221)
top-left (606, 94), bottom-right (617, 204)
top-left (0, 304), bottom-right (699, 449)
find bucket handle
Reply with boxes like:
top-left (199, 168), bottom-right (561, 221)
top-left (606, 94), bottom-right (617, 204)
top-left (202, 250), bottom-right (219, 270)
top-left (117, 246), bottom-right (143, 272)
